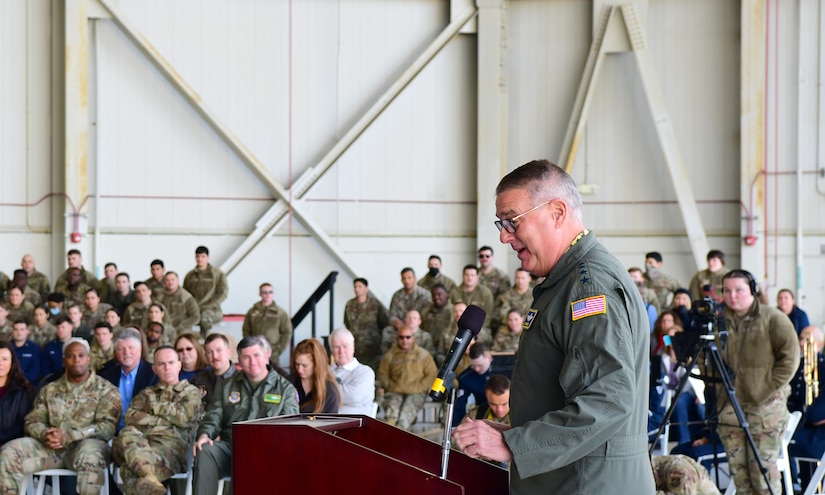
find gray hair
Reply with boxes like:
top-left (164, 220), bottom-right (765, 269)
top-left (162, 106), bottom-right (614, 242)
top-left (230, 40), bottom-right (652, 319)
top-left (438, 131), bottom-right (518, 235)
top-left (329, 327), bottom-right (355, 346)
top-left (63, 337), bottom-right (90, 355)
top-left (114, 327), bottom-right (143, 349)
top-left (496, 160), bottom-right (583, 223)
top-left (237, 335), bottom-right (271, 354)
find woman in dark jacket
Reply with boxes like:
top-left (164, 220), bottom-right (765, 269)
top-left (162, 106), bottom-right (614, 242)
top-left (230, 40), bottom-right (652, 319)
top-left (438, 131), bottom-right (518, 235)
top-left (0, 340), bottom-right (36, 446)
top-left (289, 338), bottom-right (341, 413)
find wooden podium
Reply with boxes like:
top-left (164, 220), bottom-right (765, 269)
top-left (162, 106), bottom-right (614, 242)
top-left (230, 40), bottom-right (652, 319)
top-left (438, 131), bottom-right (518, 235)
top-left (232, 414), bottom-right (509, 494)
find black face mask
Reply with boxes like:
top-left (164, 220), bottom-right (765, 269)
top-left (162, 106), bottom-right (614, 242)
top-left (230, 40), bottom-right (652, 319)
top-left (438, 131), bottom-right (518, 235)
top-left (428, 267), bottom-right (440, 278)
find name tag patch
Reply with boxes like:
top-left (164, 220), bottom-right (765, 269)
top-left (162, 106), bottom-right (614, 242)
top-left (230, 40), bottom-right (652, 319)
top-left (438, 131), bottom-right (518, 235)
top-left (571, 295), bottom-right (607, 321)
top-left (264, 394), bottom-right (282, 404)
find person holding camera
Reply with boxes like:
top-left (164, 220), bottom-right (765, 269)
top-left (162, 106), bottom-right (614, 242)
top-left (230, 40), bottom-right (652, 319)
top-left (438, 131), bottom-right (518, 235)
top-left (717, 270), bottom-right (799, 495)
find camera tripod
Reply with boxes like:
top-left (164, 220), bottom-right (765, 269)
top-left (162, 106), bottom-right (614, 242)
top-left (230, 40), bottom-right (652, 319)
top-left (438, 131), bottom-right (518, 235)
top-left (649, 331), bottom-right (775, 495)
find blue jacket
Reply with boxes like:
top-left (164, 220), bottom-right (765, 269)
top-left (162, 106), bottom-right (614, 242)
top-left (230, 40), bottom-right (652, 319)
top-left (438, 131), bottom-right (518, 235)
top-left (13, 340), bottom-right (42, 385)
top-left (452, 364), bottom-right (492, 427)
top-left (42, 339), bottom-right (66, 377)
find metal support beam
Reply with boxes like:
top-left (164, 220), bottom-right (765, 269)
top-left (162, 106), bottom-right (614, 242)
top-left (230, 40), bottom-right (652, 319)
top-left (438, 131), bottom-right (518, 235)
top-left (621, 4), bottom-right (709, 269)
top-left (739, 0), bottom-right (767, 278)
top-left (558, 7), bottom-right (614, 174)
top-left (220, 5), bottom-right (479, 275)
top-left (558, 3), bottom-right (709, 270)
top-left (65, 0), bottom-right (91, 259)
top-left (93, 0), bottom-right (365, 279)
top-left (476, 0), bottom-right (508, 259)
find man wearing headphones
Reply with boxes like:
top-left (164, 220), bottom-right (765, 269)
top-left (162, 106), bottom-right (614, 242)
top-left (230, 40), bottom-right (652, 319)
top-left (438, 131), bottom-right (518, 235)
top-left (717, 270), bottom-right (799, 495)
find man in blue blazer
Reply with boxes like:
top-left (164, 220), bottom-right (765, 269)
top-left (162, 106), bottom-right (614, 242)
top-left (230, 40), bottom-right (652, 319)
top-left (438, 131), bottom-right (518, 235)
top-left (99, 327), bottom-right (157, 431)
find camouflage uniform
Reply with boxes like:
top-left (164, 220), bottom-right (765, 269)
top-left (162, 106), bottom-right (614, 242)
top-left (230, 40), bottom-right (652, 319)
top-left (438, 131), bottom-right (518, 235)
top-left (90, 344), bottom-right (115, 372)
top-left (139, 312), bottom-right (177, 344)
top-left (54, 266), bottom-right (98, 294)
top-left (387, 286), bottom-right (432, 329)
top-left (378, 342), bottom-right (437, 430)
top-left (644, 268), bottom-right (681, 310)
top-left (497, 287), bottom-right (533, 324)
top-left (420, 302), bottom-right (454, 362)
top-left (0, 271), bottom-right (9, 299)
top-left (27, 269), bottom-right (51, 303)
top-left (637, 284), bottom-right (661, 313)
top-left (96, 278), bottom-right (116, 308)
top-left (242, 301), bottom-right (292, 357)
top-left (449, 284), bottom-right (495, 331)
top-left (193, 370), bottom-right (299, 494)
top-left (82, 303), bottom-right (113, 328)
top-left (0, 373), bottom-right (121, 495)
top-left (156, 289), bottom-right (201, 333)
top-left (343, 295), bottom-right (389, 369)
top-left (478, 266), bottom-right (511, 302)
top-left (122, 300), bottom-right (149, 328)
top-left (112, 380), bottom-right (203, 495)
top-left (7, 301), bottom-right (35, 325)
top-left (58, 283), bottom-right (92, 309)
top-left (21, 286), bottom-right (43, 308)
top-left (144, 277), bottom-right (164, 299)
top-left (716, 300), bottom-right (798, 495)
top-left (0, 322), bottom-right (10, 342)
top-left (479, 267), bottom-right (511, 329)
top-left (182, 264), bottom-right (228, 334)
top-left (652, 455), bottom-right (721, 495)
top-left (417, 272), bottom-right (457, 293)
top-left (688, 267), bottom-right (730, 301)
top-left (492, 329), bottom-right (521, 353)
top-left (29, 321), bottom-right (56, 347)
top-left (464, 404), bottom-right (511, 425)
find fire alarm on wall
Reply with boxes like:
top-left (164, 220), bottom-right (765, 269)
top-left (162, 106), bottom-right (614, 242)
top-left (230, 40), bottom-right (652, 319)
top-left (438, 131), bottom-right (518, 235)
top-left (744, 235), bottom-right (756, 246)
top-left (70, 232), bottom-right (82, 243)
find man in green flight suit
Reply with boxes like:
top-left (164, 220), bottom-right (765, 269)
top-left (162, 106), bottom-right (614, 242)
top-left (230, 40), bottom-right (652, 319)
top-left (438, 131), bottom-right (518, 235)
top-left (453, 159), bottom-right (656, 494)
top-left (192, 335), bottom-right (299, 493)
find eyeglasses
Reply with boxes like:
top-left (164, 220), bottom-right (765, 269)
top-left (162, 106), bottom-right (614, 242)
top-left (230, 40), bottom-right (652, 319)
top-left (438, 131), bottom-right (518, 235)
top-left (397, 335), bottom-right (413, 340)
top-left (494, 199), bottom-right (554, 233)
top-left (176, 346), bottom-right (194, 352)
top-left (478, 254), bottom-right (492, 259)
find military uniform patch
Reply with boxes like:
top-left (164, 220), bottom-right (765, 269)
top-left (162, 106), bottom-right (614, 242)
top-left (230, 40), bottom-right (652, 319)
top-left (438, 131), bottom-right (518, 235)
top-left (523, 309), bottom-right (538, 330)
top-left (264, 394), bottom-right (282, 404)
top-left (228, 391), bottom-right (241, 404)
top-left (571, 295), bottom-right (606, 321)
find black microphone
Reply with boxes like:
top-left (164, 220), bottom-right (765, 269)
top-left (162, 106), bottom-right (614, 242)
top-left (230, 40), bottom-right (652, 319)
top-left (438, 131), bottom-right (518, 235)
top-left (429, 305), bottom-right (486, 401)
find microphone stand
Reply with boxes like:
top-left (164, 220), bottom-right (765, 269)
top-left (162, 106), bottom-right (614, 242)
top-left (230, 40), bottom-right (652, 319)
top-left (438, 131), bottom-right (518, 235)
top-left (439, 371), bottom-right (457, 479)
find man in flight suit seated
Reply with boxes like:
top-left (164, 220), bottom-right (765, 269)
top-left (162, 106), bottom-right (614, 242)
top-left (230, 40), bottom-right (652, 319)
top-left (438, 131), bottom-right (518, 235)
top-left (192, 336), bottom-right (299, 493)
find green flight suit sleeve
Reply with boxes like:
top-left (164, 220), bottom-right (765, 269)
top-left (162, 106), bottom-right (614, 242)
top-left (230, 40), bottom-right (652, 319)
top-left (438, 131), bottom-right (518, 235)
top-left (503, 287), bottom-right (639, 479)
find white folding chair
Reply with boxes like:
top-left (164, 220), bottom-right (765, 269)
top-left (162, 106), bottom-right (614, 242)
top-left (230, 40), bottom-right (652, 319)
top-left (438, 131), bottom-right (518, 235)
top-left (216, 476), bottom-right (231, 495)
top-left (802, 450), bottom-right (825, 495)
top-left (723, 410), bottom-right (802, 495)
top-left (21, 468), bottom-right (109, 495)
top-left (653, 388), bottom-right (674, 456)
top-left (779, 411), bottom-right (803, 495)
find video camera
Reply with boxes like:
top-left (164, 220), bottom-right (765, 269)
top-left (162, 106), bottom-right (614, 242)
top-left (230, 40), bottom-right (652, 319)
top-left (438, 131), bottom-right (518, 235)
top-left (691, 297), bottom-right (722, 333)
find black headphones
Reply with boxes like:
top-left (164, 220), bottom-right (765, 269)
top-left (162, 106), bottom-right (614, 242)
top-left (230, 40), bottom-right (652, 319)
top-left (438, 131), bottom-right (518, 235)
top-left (724, 269), bottom-right (757, 296)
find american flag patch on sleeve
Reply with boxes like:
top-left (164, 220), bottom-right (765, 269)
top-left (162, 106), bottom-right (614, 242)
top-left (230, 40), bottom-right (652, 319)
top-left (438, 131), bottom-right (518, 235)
top-left (570, 295), bottom-right (607, 321)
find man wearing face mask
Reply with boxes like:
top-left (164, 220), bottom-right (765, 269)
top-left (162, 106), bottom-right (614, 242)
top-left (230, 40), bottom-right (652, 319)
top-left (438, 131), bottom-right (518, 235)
top-left (417, 255), bottom-right (457, 293)
top-left (643, 251), bottom-right (682, 310)
top-left (628, 267), bottom-right (659, 332)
